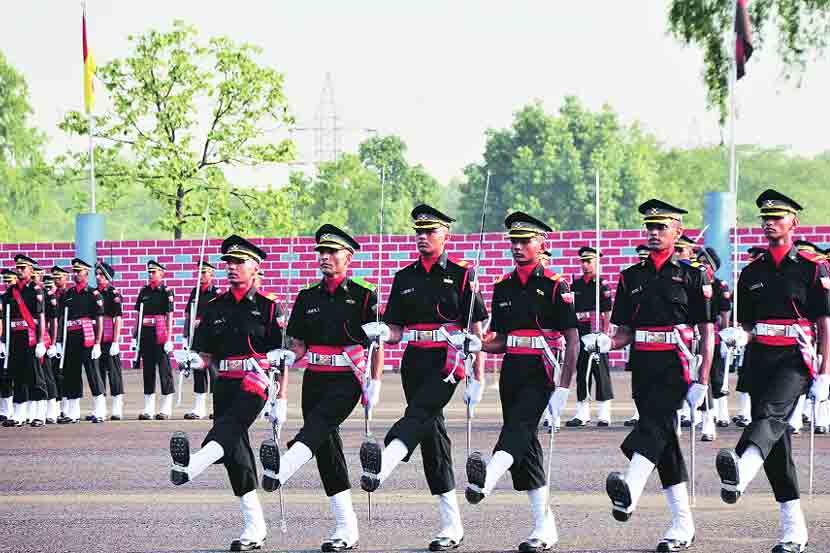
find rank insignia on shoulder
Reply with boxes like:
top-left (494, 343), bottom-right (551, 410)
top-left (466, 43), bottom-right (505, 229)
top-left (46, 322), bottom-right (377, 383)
top-left (351, 277), bottom-right (376, 291)
top-left (702, 284), bottom-right (713, 299)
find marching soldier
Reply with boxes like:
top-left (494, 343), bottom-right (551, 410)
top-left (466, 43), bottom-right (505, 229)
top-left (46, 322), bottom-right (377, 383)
top-left (464, 212), bottom-right (579, 552)
top-left (42, 275), bottom-right (60, 423)
top-left (95, 262), bottom-right (125, 420)
top-left (716, 190), bottom-right (830, 553)
top-left (133, 260), bottom-right (175, 420)
top-left (695, 247), bottom-right (733, 439)
top-left (0, 269), bottom-right (16, 422)
top-left (183, 260), bottom-right (220, 420)
top-left (51, 265), bottom-right (70, 293)
top-left (566, 246), bottom-right (613, 427)
top-left (732, 246), bottom-right (767, 428)
top-left (57, 258), bottom-right (105, 424)
top-left (2, 255), bottom-right (48, 427)
top-left (168, 235), bottom-right (283, 552)
top-left (583, 199), bottom-right (714, 552)
top-left (537, 249), bottom-right (561, 432)
top-left (360, 204), bottom-right (488, 551)
top-left (674, 235), bottom-right (700, 429)
top-left (260, 224), bottom-right (382, 552)
top-left (51, 265), bottom-right (70, 418)
top-left (623, 244), bottom-right (652, 427)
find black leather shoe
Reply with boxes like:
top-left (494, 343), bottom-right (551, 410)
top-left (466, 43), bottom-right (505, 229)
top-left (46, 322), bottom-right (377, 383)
top-left (0, 415), bottom-right (7, 422)
top-left (566, 417), bottom-right (589, 427)
top-left (321, 538), bottom-right (358, 552)
top-left (138, 413), bottom-right (152, 420)
top-left (735, 416), bottom-right (749, 428)
top-left (429, 536), bottom-right (463, 551)
top-left (716, 449), bottom-right (741, 504)
top-left (802, 414), bottom-right (810, 425)
top-left (30, 419), bottom-right (44, 427)
top-left (155, 413), bottom-right (168, 420)
top-left (624, 418), bottom-right (638, 427)
top-left (169, 432), bottom-right (190, 486)
top-left (85, 414), bottom-right (95, 422)
top-left (465, 451), bottom-right (486, 504)
top-left (259, 439), bottom-right (281, 492)
top-left (91, 416), bottom-right (104, 423)
top-left (656, 536), bottom-right (694, 552)
top-left (701, 433), bottom-right (714, 442)
top-left (183, 412), bottom-right (201, 420)
top-left (359, 440), bottom-right (382, 492)
top-left (110, 415), bottom-right (122, 421)
top-left (518, 537), bottom-right (554, 552)
top-left (2, 419), bottom-right (17, 427)
top-left (680, 417), bottom-right (692, 428)
top-left (597, 420), bottom-right (611, 427)
top-left (606, 471), bottom-right (633, 522)
top-left (230, 537), bottom-right (265, 551)
top-left (816, 426), bottom-right (828, 435)
top-left (771, 541), bottom-right (807, 553)
top-left (45, 418), bottom-right (56, 425)
top-left (716, 420), bottom-right (729, 428)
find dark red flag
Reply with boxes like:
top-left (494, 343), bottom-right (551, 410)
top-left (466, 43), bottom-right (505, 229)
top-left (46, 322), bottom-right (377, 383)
top-left (735, 0), bottom-right (753, 79)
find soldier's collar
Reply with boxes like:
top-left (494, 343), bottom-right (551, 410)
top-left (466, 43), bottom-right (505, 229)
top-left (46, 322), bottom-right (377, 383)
top-left (532, 263), bottom-right (545, 278)
top-left (417, 251), bottom-right (449, 272)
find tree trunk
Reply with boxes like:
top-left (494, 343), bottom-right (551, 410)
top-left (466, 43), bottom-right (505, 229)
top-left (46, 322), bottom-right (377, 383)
top-left (174, 183), bottom-right (184, 239)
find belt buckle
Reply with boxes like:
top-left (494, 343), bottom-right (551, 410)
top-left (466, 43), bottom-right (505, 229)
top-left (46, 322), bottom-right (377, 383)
top-left (650, 332), bottom-right (666, 344)
top-left (770, 326), bottom-right (785, 337)
top-left (316, 354), bottom-right (332, 365)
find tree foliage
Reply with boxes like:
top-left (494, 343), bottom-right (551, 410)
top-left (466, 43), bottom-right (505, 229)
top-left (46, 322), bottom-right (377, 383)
top-left (58, 20), bottom-right (295, 238)
top-left (668, 0), bottom-right (830, 120)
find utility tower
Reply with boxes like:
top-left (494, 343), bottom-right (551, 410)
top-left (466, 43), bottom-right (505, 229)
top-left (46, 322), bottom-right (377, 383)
top-left (314, 72), bottom-right (340, 165)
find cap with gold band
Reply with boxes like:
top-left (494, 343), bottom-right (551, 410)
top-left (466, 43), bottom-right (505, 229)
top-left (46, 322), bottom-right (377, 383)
top-left (51, 265), bottom-right (69, 277)
top-left (756, 189), bottom-right (802, 218)
top-left (33, 264), bottom-right (45, 275)
top-left (71, 258), bottom-right (93, 272)
top-left (504, 211), bottom-right (551, 239)
top-left (635, 244), bottom-right (650, 259)
top-left (411, 204), bottom-right (455, 231)
top-left (538, 249), bottom-right (553, 260)
top-left (2, 268), bottom-right (17, 284)
top-left (147, 259), bottom-right (167, 272)
top-left (794, 239), bottom-right (818, 254)
top-left (14, 254), bottom-right (37, 269)
top-left (315, 224), bottom-right (360, 253)
top-left (697, 246), bottom-right (722, 270)
top-left (639, 199), bottom-right (687, 225)
top-left (578, 246), bottom-right (602, 261)
top-left (747, 246), bottom-right (766, 260)
top-left (220, 235), bottom-right (267, 264)
top-left (97, 261), bottom-right (115, 281)
top-left (675, 235), bottom-right (696, 249)
top-left (198, 259), bottom-right (216, 273)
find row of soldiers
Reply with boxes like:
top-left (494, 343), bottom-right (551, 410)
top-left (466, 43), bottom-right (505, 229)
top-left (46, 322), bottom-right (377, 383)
top-left (165, 189), bottom-right (829, 553)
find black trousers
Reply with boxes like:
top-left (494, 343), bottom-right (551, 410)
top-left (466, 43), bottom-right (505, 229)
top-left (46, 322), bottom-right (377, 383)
top-left (385, 346), bottom-right (460, 496)
top-left (575, 347), bottom-right (613, 402)
top-left (0, 373), bottom-right (12, 398)
top-left (193, 365), bottom-right (216, 394)
top-left (735, 343), bottom-right (809, 503)
top-left (735, 343), bottom-right (751, 394)
top-left (63, 331), bottom-right (103, 399)
top-left (139, 329), bottom-right (174, 395)
top-left (98, 343), bottom-right (124, 396)
top-left (290, 370), bottom-right (361, 497)
top-left (621, 349), bottom-right (689, 488)
top-left (700, 343), bottom-right (728, 411)
top-left (493, 354), bottom-right (552, 491)
top-left (203, 377), bottom-right (267, 497)
top-left (10, 332), bottom-right (46, 404)
top-left (42, 356), bottom-right (58, 400)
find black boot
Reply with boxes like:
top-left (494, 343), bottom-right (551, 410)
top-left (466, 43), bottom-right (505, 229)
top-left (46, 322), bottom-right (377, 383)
top-left (359, 440), bottom-right (382, 493)
top-left (465, 451), bottom-right (486, 504)
top-left (716, 449), bottom-right (741, 504)
top-left (605, 471), bottom-right (633, 522)
top-left (259, 439), bottom-right (281, 492)
top-left (169, 432), bottom-right (190, 485)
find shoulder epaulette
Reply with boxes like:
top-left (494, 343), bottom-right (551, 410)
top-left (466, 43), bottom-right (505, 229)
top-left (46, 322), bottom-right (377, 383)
top-left (689, 261), bottom-right (707, 271)
top-left (259, 291), bottom-right (279, 302)
top-left (350, 277), bottom-right (376, 291)
top-left (304, 280), bottom-right (321, 290)
top-left (798, 250), bottom-right (826, 264)
top-left (208, 291), bottom-right (225, 303)
top-left (447, 256), bottom-right (471, 268)
top-left (494, 272), bottom-right (513, 285)
top-left (543, 269), bottom-right (562, 281)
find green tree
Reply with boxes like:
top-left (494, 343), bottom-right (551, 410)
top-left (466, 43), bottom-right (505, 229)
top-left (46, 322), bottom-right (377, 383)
top-left (668, 0), bottom-right (830, 119)
top-left (458, 98), bottom-right (663, 233)
top-left (59, 20), bottom-right (295, 238)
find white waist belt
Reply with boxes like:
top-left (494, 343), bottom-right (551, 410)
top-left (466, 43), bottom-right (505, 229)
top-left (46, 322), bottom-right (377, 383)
top-left (576, 312), bottom-right (592, 321)
top-left (753, 323), bottom-right (801, 338)
top-left (506, 335), bottom-right (548, 349)
top-left (218, 358), bottom-right (266, 372)
top-left (634, 330), bottom-right (678, 344)
top-left (403, 329), bottom-right (448, 343)
top-left (10, 320), bottom-right (29, 329)
top-left (308, 352), bottom-right (352, 367)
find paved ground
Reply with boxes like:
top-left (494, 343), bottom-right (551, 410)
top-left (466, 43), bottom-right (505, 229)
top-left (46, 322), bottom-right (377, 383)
top-left (1, 371), bottom-right (829, 553)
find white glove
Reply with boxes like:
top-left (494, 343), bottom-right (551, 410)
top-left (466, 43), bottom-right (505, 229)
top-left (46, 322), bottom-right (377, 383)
top-left (546, 387), bottom-right (570, 420)
top-left (55, 343), bottom-right (64, 358)
top-left (163, 340), bottom-right (174, 354)
top-left (130, 338), bottom-right (138, 351)
top-left (719, 327), bottom-right (749, 348)
top-left (0, 342), bottom-right (5, 358)
top-left (464, 378), bottom-right (484, 407)
top-left (35, 342), bottom-right (46, 359)
top-left (686, 383), bottom-right (708, 409)
top-left (46, 344), bottom-right (57, 358)
top-left (91, 343), bottom-right (102, 360)
top-left (365, 379), bottom-right (381, 410)
top-left (362, 321), bottom-right (391, 343)
top-left (266, 349), bottom-right (296, 368)
top-left (109, 342), bottom-right (120, 356)
top-left (581, 333), bottom-right (612, 353)
top-left (810, 374), bottom-right (830, 403)
top-left (448, 331), bottom-right (483, 355)
top-left (172, 350), bottom-right (204, 370)
top-left (269, 398), bottom-right (288, 426)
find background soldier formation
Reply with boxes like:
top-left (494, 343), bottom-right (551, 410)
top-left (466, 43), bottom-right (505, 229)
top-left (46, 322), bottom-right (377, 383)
top-left (1, 190), bottom-right (827, 553)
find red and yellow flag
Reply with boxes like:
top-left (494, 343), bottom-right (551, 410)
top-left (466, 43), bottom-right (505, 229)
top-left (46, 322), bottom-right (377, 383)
top-left (82, 8), bottom-right (96, 113)
top-left (735, 0), bottom-right (753, 80)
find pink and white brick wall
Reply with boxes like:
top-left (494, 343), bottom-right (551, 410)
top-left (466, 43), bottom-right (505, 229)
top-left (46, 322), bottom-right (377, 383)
top-left (3, 225), bottom-right (829, 371)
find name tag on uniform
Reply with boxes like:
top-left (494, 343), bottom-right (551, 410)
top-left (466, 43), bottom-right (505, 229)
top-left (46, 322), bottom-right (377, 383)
top-left (443, 278), bottom-right (454, 284)
top-left (536, 289), bottom-right (545, 296)
top-left (402, 288), bottom-right (414, 295)
top-left (498, 301), bottom-right (510, 308)
top-left (749, 282), bottom-right (764, 291)
top-left (631, 286), bottom-right (642, 295)
top-left (306, 307), bottom-right (320, 314)
top-left (345, 298), bottom-right (356, 304)
top-left (252, 311), bottom-right (261, 316)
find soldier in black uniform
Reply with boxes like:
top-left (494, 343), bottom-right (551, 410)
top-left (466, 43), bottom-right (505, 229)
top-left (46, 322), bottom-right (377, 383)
top-left (168, 235), bottom-right (283, 552)
top-left (51, 265), bottom-right (70, 418)
top-left (623, 245), bottom-right (652, 427)
top-left (716, 190), bottom-right (830, 553)
top-left (260, 225), bottom-right (382, 552)
top-left (465, 212), bottom-right (579, 552)
top-left (2, 255), bottom-right (48, 427)
top-left (133, 260), bottom-right (175, 420)
top-left (184, 260), bottom-right (220, 420)
top-left (0, 268), bottom-right (17, 422)
top-left (695, 247), bottom-right (733, 439)
top-left (41, 275), bottom-right (60, 424)
top-left (673, 234), bottom-right (701, 429)
top-left (566, 246), bottom-right (613, 427)
top-left (56, 258), bottom-right (105, 424)
top-left (360, 204), bottom-right (488, 551)
top-left (583, 200), bottom-right (714, 552)
top-left (95, 261), bottom-right (125, 420)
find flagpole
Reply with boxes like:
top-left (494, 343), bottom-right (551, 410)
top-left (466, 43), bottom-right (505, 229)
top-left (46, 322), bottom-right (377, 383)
top-left (728, 0), bottom-right (739, 327)
top-left (89, 113), bottom-right (96, 214)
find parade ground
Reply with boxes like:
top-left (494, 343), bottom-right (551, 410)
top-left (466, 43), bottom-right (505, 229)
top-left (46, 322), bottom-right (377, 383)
top-left (1, 371), bottom-right (829, 553)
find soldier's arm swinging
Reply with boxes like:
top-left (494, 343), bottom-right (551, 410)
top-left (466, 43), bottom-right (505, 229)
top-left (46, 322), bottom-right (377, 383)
top-left (470, 320), bottom-right (485, 381)
top-left (557, 327), bottom-right (580, 388)
top-left (817, 316), bottom-right (830, 376)
top-left (696, 322), bottom-right (715, 385)
top-left (96, 315), bottom-right (104, 345)
top-left (383, 324), bottom-right (403, 345)
top-left (610, 325), bottom-right (634, 350)
top-left (370, 343), bottom-right (384, 381)
top-left (482, 333), bottom-right (507, 354)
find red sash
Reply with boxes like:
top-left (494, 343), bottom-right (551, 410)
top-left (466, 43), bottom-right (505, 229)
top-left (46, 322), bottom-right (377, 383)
top-left (68, 318), bottom-right (96, 348)
top-left (142, 315), bottom-right (168, 344)
top-left (101, 316), bottom-right (115, 343)
top-left (755, 319), bottom-right (816, 377)
top-left (11, 287), bottom-right (37, 346)
top-left (634, 325), bottom-right (695, 384)
top-left (506, 328), bottom-right (564, 386)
